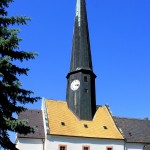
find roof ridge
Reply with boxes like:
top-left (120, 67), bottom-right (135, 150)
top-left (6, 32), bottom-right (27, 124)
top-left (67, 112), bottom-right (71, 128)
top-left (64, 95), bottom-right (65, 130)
top-left (114, 116), bottom-right (150, 121)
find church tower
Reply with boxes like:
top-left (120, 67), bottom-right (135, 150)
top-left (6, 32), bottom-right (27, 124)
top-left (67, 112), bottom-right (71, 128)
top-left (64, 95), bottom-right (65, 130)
top-left (66, 0), bottom-right (96, 120)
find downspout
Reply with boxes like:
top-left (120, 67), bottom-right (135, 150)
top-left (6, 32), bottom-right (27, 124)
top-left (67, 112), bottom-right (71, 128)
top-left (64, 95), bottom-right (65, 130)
top-left (42, 138), bottom-right (45, 150)
top-left (124, 139), bottom-right (127, 150)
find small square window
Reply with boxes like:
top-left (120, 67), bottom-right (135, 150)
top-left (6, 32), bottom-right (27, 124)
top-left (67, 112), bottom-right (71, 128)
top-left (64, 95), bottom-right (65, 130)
top-left (83, 146), bottom-right (90, 150)
top-left (106, 147), bottom-right (113, 150)
top-left (85, 89), bottom-right (88, 93)
top-left (59, 145), bottom-right (67, 150)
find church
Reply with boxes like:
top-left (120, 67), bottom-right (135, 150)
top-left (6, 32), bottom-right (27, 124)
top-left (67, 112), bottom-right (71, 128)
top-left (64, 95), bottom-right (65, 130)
top-left (16, 0), bottom-right (150, 150)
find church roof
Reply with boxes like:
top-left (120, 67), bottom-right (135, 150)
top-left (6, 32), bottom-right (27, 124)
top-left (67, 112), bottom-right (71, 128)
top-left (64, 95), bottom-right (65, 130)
top-left (144, 144), bottom-right (150, 150)
top-left (17, 109), bottom-right (45, 139)
top-left (114, 117), bottom-right (150, 143)
top-left (45, 99), bottom-right (124, 140)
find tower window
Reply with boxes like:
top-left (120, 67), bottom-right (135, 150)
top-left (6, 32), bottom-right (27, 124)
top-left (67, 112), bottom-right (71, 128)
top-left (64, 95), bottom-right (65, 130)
top-left (85, 89), bottom-right (88, 93)
top-left (84, 76), bottom-right (88, 82)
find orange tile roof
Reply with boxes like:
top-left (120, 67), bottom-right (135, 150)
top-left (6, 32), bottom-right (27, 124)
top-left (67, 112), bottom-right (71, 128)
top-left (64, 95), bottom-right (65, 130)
top-left (45, 99), bottom-right (124, 140)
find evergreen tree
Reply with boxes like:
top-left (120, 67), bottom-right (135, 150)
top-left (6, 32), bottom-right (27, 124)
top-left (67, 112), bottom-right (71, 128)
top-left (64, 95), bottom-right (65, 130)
top-left (0, 0), bottom-right (40, 149)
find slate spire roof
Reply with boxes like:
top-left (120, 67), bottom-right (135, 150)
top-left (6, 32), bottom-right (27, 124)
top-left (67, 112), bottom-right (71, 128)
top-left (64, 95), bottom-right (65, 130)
top-left (70, 0), bottom-right (93, 72)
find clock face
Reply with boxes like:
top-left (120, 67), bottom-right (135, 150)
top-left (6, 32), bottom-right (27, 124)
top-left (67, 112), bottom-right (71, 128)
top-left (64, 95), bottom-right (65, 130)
top-left (70, 80), bottom-right (80, 91)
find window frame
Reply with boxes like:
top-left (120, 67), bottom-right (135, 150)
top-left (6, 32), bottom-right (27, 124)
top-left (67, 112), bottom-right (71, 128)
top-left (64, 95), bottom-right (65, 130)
top-left (82, 145), bottom-right (90, 150)
top-left (59, 144), bottom-right (67, 150)
top-left (106, 146), bottom-right (113, 150)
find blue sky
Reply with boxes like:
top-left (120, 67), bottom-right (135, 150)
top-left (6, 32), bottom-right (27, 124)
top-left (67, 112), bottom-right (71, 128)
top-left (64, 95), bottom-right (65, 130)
top-left (8, 0), bottom-right (150, 142)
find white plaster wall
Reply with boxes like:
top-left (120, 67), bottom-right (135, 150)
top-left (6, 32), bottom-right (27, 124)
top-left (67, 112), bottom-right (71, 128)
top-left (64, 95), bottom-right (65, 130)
top-left (16, 138), bottom-right (43, 150)
top-left (16, 136), bottom-right (146, 150)
top-left (46, 135), bottom-right (124, 150)
top-left (126, 143), bottom-right (145, 150)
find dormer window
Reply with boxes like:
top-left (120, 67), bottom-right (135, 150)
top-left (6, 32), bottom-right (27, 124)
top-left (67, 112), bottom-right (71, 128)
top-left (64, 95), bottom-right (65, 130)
top-left (61, 122), bottom-right (65, 126)
top-left (129, 132), bottom-right (132, 136)
top-left (84, 124), bottom-right (88, 128)
top-left (103, 126), bottom-right (108, 129)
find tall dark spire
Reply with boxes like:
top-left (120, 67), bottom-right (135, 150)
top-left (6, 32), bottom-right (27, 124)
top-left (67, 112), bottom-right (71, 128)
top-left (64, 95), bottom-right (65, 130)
top-left (66, 0), bottom-right (96, 120)
top-left (70, 0), bottom-right (92, 72)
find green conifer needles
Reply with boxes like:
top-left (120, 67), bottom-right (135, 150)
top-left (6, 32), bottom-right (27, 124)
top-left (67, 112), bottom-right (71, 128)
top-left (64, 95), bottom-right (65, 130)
top-left (0, 0), bottom-right (40, 149)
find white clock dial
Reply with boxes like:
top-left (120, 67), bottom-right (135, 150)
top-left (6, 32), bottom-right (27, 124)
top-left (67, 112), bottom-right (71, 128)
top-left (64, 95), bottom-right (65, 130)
top-left (70, 80), bottom-right (80, 91)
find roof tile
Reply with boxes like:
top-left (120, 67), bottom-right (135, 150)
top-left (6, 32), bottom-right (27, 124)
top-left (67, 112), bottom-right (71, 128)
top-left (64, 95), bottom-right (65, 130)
top-left (144, 144), bottom-right (150, 150)
top-left (46, 99), bottom-right (124, 140)
top-left (17, 109), bottom-right (45, 139)
top-left (114, 117), bottom-right (150, 143)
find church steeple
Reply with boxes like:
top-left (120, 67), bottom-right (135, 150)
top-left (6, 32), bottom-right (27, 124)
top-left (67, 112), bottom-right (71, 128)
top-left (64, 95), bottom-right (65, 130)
top-left (66, 0), bottom-right (96, 120)
top-left (70, 0), bottom-right (92, 72)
